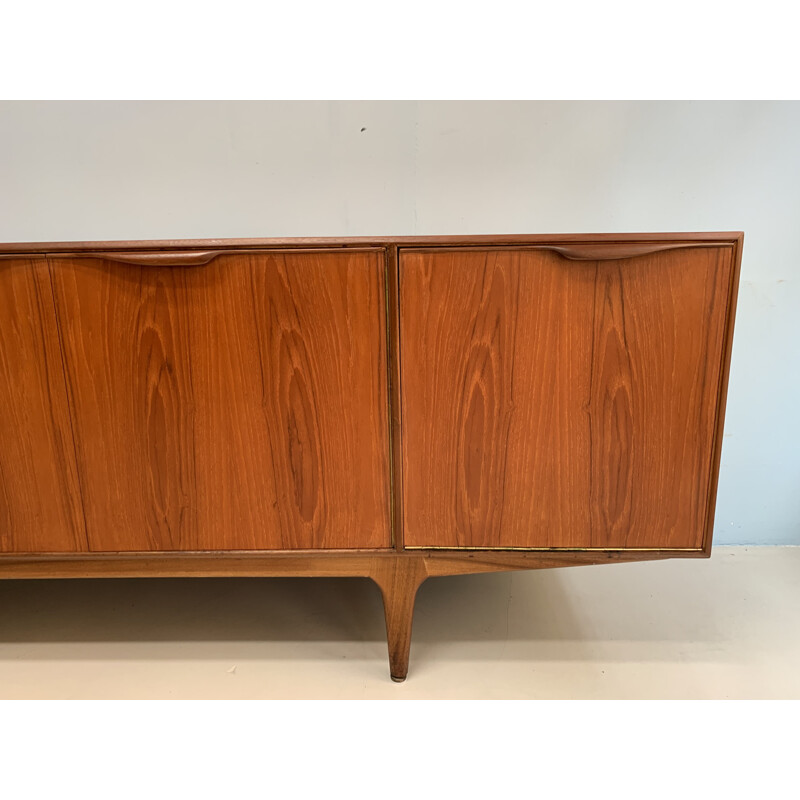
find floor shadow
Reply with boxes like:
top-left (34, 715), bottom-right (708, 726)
top-left (0, 576), bottom-right (385, 648)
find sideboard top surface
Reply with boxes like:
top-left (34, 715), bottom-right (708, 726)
top-left (0, 231), bottom-right (744, 255)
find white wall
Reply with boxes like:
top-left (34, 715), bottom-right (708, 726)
top-left (1, 101), bottom-right (797, 545)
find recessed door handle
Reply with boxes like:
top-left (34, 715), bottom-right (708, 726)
top-left (47, 247), bottom-right (384, 266)
top-left (536, 242), bottom-right (732, 261)
top-left (58, 250), bottom-right (227, 266)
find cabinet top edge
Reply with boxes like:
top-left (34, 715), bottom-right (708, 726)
top-left (0, 232), bottom-right (744, 255)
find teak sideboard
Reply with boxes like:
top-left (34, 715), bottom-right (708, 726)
top-left (0, 233), bottom-right (742, 680)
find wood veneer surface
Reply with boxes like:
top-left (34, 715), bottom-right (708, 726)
top-left (399, 246), bottom-right (735, 549)
top-left (42, 249), bottom-right (391, 552)
top-left (0, 260), bottom-right (87, 552)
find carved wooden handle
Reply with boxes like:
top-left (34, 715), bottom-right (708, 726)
top-left (78, 250), bottom-right (226, 266)
top-left (53, 247), bottom-right (382, 265)
top-left (536, 242), bottom-right (731, 261)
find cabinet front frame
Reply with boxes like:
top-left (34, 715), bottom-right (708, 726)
top-left (0, 233), bottom-right (742, 570)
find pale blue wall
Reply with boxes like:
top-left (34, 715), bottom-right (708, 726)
top-left (1, 101), bottom-right (797, 544)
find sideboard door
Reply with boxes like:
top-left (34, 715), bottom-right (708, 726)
top-left (47, 249), bottom-right (391, 552)
top-left (399, 246), bottom-right (736, 551)
top-left (0, 259), bottom-right (86, 553)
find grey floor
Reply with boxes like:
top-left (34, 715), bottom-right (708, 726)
top-left (0, 546), bottom-right (797, 699)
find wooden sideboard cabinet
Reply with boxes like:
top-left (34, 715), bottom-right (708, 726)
top-left (0, 233), bottom-right (742, 680)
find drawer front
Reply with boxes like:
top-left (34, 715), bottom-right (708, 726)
top-left (399, 245), bottom-right (735, 550)
top-left (25, 249), bottom-right (391, 552)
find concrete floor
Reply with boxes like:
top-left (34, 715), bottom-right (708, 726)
top-left (0, 546), bottom-right (797, 699)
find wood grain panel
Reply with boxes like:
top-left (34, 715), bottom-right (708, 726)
top-left (0, 259), bottom-right (86, 552)
top-left (49, 250), bottom-right (390, 551)
top-left (400, 247), bottom-right (734, 549)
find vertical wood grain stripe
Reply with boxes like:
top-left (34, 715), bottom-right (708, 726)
top-left (0, 260), bottom-right (87, 552)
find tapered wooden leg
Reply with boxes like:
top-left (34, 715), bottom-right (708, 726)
top-left (371, 557), bottom-right (428, 682)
